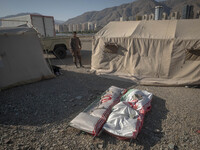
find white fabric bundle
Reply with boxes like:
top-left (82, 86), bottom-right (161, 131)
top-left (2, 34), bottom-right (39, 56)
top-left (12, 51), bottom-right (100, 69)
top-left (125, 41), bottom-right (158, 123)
top-left (70, 86), bottom-right (126, 136)
top-left (103, 89), bottom-right (152, 139)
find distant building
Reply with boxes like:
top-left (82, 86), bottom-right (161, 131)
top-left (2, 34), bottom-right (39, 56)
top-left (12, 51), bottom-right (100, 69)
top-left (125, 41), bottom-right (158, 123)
top-left (128, 16), bottom-right (134, 21)
top-left (162, 12), bottom-right (168, 20)
top-left (58, 25), bottom-right (63, 32)
top-left (72, 24), bottom-right (76, 31)
top-left (182, 5), bottom-right (194, 19)
top-left (62, 24), bottom-right (68, 32)
top-left (119, 16), bottom-right (128, 21)
top-left (136, 16), bottom-right (142, 21)
top-left (124, 16), bottom-right (128, 21)
top-left (81, 23), bottom-right (88, 32)
top-left (189, 5), bottom-right (194, 19)
top-left (169, 12), bottom-right (172, 19)
top-left (182, 5), bottom-right (189, 19)
top-left (120, 17), bottom-right (124, 21)
top-left (68, 24), bottom-right (73, 32)
top-left (155, 6), bottom-right (163, 20)
top-left (88, 22), bottom-right (94, 31)
top-left (94, 23), bottom-right (97, 31)
top-left (174, 12), bottom-right (180, 19)
top-left (55, 24), bottom-right (60, 32)
top-left (149, 13), bottom-right (155, 20)
top-left (195, 10), bottom-right (200, 19)
top-left (170, 12), bottom-right (180, 20)
top-left (76, 24), bottom-right (81, 32)
top-left (188, 5), bottom-right (194, 19)
top-left (142, 14), bottom-right (149, 20)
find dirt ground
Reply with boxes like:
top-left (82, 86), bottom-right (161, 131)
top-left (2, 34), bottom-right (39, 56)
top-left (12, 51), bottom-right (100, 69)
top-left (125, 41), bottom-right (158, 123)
top-left (0, 38), bottom-right (200, 150)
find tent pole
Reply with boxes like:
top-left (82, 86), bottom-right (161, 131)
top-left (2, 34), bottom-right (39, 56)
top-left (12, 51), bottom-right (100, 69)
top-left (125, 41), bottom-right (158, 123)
top-left (52, 51), bottom-right (68, 67)
top-left (45, 49), bottom-right (54, 73)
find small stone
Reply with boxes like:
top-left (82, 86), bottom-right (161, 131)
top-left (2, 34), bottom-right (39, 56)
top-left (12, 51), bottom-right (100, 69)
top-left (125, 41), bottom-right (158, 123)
top-left (34, 111), bottom-right (38, 116)
top-left (36, 128), bottom-right (44, 133)
top-left (76, 96), bottom-right (82, 100)
top-left (90, 144), bottom-right (95, 150)
top-left (145, 126), bottom-right (151, 130)
top-left (168, 143), bottom-right (175, 149)
top-left (69, 99), bottom-right (74, 102)
top-left (53, 130), bottom-right (58, 133)
top-left (183, 136), bottom-right (189, 142)
top-left (36, 146), bottom-right (42, 150)
top-left (31, 138), bottom-right (36, 142)
top-left (22, 146), bottom-right (31, 150)
top-left (154, 136), bottom-right (160, 142)
top-left (18, 144), bottom-right (23, 147)
top-left (159, 145), bottom-right (163, 150)
top-left (192, 141), bottom-right (195, 145)
top-left (64, 146), bottom-right (69, 149)
top-left (59, 140), bottom-right (64, 145)
top-left (5, 139), bottom-right (13, 144)
top-left (181, 143), bottom-right (186, 147)
top-left (97, 143), bottom-right (104, 149)
top-left (154, 129), bottom-right (161, 133)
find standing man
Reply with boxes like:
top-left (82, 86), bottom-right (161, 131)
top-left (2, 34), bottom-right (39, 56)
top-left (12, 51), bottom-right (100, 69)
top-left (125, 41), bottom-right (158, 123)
top-left (70, 31), bottom-right (83, 68)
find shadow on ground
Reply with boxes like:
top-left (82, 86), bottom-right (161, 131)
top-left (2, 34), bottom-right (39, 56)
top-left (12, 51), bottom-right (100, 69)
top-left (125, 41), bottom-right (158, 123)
top-left (0, 69), bottom-right (133, 126)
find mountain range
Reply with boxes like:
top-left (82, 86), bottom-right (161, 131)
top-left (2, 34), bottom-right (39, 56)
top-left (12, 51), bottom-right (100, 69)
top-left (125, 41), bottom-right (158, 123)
top-left (64, 0), bottom-right (200, 26)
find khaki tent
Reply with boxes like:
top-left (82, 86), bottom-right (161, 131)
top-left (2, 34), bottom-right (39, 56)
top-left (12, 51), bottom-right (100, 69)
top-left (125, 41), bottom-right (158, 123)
top-left (92, 19), bottom-right (200, 86)
top-left (0, 27), bottom-right (54, 90)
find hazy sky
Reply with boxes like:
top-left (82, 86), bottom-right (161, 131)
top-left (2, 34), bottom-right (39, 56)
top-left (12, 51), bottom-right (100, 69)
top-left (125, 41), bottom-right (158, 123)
top-left (0, 0), bottom-right (136, 21)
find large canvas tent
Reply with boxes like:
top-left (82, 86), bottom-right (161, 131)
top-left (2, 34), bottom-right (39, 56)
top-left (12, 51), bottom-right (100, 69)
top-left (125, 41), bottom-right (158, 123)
top-left (92, 19), bottom-right (200, 86)
top-left (0, 27), bottom-right (54, 90)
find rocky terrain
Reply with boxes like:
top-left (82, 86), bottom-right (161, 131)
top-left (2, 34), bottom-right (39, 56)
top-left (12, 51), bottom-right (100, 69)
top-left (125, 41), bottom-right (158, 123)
top-left (0, 39), bottom-right (200, 150)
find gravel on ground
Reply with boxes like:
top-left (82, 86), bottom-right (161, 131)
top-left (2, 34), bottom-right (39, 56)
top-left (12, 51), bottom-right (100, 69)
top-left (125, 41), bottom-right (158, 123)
top-left (0, 39), bottom-right (200, 150)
